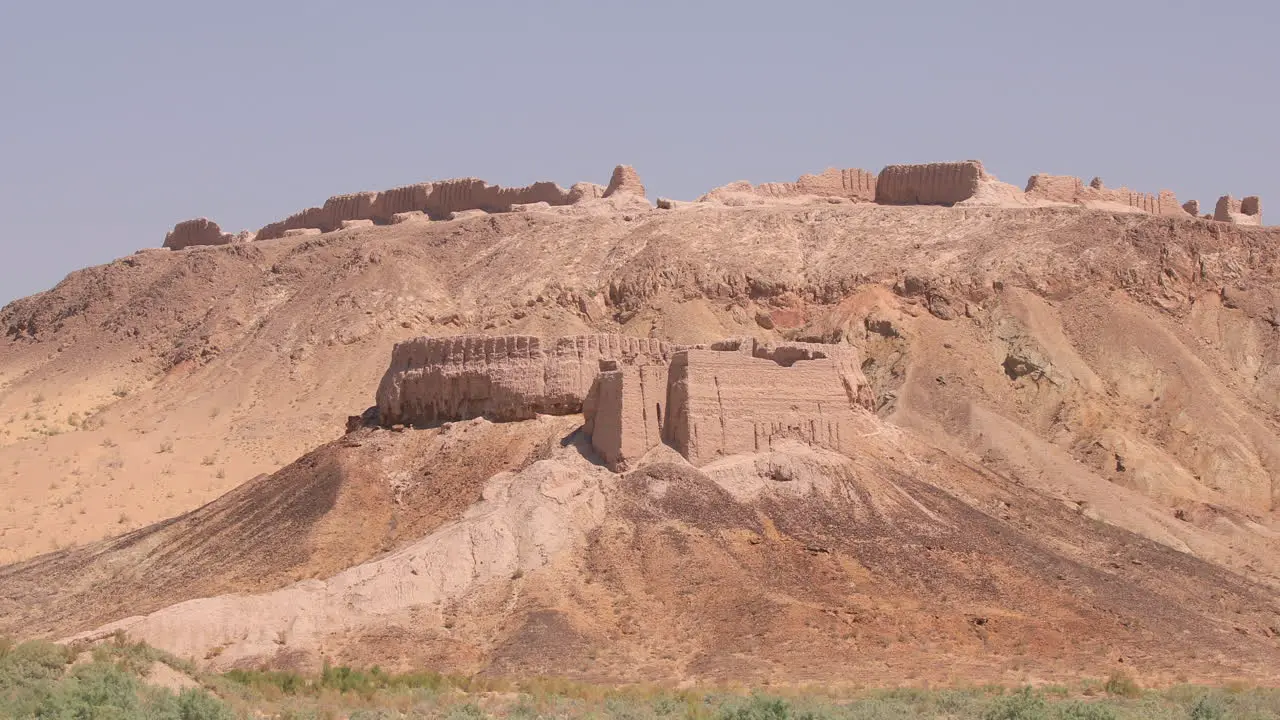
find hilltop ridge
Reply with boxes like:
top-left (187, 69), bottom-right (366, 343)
top-left (158, 160), bottom-right (1264, 252)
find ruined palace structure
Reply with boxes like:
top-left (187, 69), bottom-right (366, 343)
top-left (162, 161), bottom-right (1264, 250)
top-left (375, 334), bottom-right (874, 470)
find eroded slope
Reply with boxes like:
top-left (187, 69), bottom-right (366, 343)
top-left (3, 204), bottom-right (1279, 567)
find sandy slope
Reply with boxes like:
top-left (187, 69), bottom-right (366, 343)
top-left (4, 417), bottom-right (1276, 686)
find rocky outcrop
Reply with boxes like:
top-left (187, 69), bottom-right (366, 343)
top-left (875, 161), bottom-right (991, 206)
top-left (162, 218), bottom-right (252, 250)
top-left (1215, 195), bottom-right (1263, 225)
top-left (391, 211), bottom-right (427, 224)
top-left (1183, 200), bottom-right (1200, 216)
top-left (699, 168), bottom-right (877, 205)
top-left (376, 334), bottom-right (672, 427)
top-left (602, 165), bottom-right (645, 199)
top-left (1024, 174), bottom-right (1187, 216)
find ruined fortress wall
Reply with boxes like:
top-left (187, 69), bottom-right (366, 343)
top-left (602, 165), bottom-right (646, 198)
top-left (874, 162), bottom-right (987, 206)
top-left (587, 363), bottom-right (669, 471)
top-left (661, 349), bottom-right (860, 466)
top-left (798, 168), bottom-right (877, 201)
top-left (1215, 195), bottom-right (1263, 225)
top-left (698, 168), bottom-right (877, 203)
top-left (1023, 174), bottom-right (1084, 204)
top-left (163, 218), bottom-right (234, 250)
top-left (1024, 174), bottom-right (1186, 216)
top-left (751, 168), bottom-right (877, 201)
top-left (1215, 195), bottom-right (1243, 221)
top-left (256, 179), bottom-right (579, 240)
top-left (376, 334), bottom-right (671, 426)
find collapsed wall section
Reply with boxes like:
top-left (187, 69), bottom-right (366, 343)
top-left (1024, 174), bottom-right (1186, 216)
top-left (163, 218), bottom-right (252, 250)
top-left (1215, 195), bottom-right (1263, 225)
top-left (256, 179), bottom-right (580, 240)
top-left (698, 167), bottom-right (877, 204)
top-left (376, 334), bottom-right (671, 426)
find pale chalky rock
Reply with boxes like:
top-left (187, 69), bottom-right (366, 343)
top-left (509, 201), bottom-right (552, 213)
top-left (340, 219), bottom-right (374, 230)
top-left (390, 211), bottom-right (428, 224)
top-left (282, 228), bottom-right (322, 237)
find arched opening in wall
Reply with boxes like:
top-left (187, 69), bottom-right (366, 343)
top-left (656, 403), bottom-right (663, 426)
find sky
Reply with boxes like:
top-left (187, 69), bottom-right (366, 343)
top-left (1, 0), bottom-right (1275, 304)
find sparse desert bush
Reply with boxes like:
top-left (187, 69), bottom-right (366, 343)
top-left (716, 694), bottom-right (792, 720)
top-left (0, 637), bottom-right (231, 720)
top-left (446, 703), bottom-right (490, 720)
top-left (1188, 694), bottom-right (1226, 720)
top-left (3, 635), bottom-right (1278, 720)
top-left (982, 687), bottom-right (1048, 720)
top-left (1054, 700), bottom-right (1117, 719)
top-left (1102, 671), bottom-right (1141, 699)
top-left (159, 439), bottom-right (175, 453)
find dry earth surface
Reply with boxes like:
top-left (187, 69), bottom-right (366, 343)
top-left (2, 196), bottom-right (1280, 686)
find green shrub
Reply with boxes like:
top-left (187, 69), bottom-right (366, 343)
top-left (1102, 671), bottom-right (1141, 699)
top-left (983, 687), bottom-right (1049, 720)
top-left (1188, 694), bottom-right (1227, 720)
top-left (0, 639), bottom-right (72, 691)
top-left (225, 666), bottom-right (309, 694)
top-left (717, 694), bottom-right (792, 720)
top-left (1054, 701), bottom-right (1116, 720)
top-left (446, 702), bottom-right (491, 720)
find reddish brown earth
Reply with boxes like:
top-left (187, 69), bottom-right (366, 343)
top-left (2, 194), bottom-right (1279, 685)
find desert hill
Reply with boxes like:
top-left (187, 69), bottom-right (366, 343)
top-left (1, 162), bottom-right (1279, 684)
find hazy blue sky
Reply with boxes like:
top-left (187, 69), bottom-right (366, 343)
top-left (1, 1), bottom-right (1275, 304)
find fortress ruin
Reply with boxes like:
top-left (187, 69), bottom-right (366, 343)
top-left (374, 334), bottom-right (875, 470)
top-left (162, 161), bottom-right (1266, 250)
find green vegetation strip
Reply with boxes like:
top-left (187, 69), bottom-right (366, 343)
top-left (1, 636), bottom-right (1276, 719)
